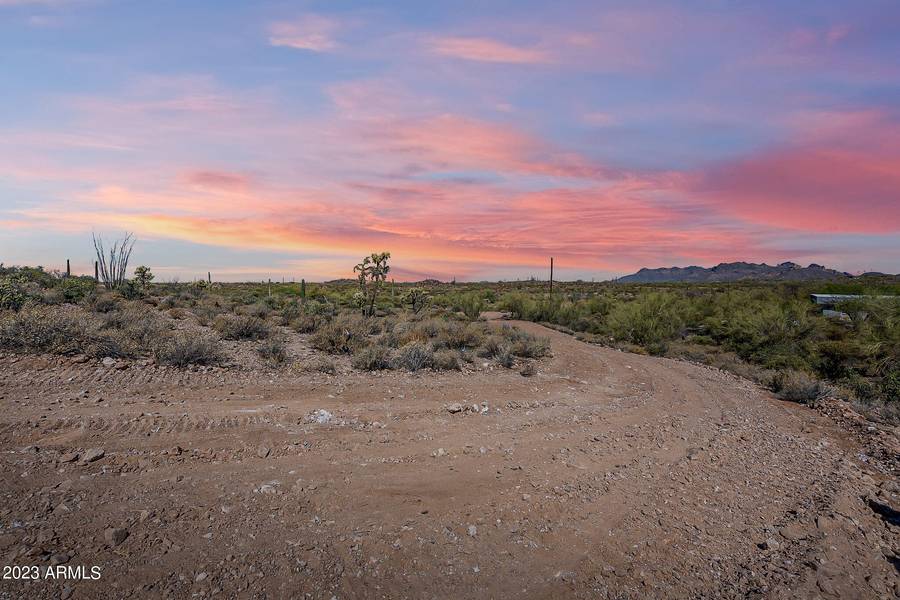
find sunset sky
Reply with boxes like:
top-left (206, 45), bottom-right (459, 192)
top-left (1, 1), bottom-right (898, 281)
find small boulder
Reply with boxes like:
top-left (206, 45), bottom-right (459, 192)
top-left (446, 403), bottom-right (463, 414)
top-left (59, 452), bottom-right (79, 464)
top-left (81, 448), bottom-right (105, 463)
top-left (104, 527), bottom-right (128, 547)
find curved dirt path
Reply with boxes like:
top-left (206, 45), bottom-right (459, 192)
top-left (0, 321), bottom-right (897, 599)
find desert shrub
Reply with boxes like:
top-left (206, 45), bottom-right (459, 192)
top-left (306, 357), bottom-right (337, 374)
top-left (167, 307), bottom-right (189, 320)
top-left (498, 325), bottom-right (551, 358)
top-left (510, 336), bottom-right (551, 358)
top-left (0, 276), bottom-right (29, 311)
top-left (279, 302), bottom-right (302, 325)
top-left (101, 305), bottom-right (170, 348)
top-left (0, 305), bottom-right (129, 358)
top-left (153, 331), bottom-right (223, 366)
top-left (310, 314), bottom-right (368, 354)
top-left (457, 292), bottom-right (485, 320)
top-left (711, 300), bottom-right (821, 370)
top-left (607, 293), bottom-right (684, 353)
top-left (437, 321), bottom-right (484, 350)
top-left (212, 314), bottom-right (271, 340)
top-left (58, 277), bottom-right (96, 303)
top-left (351, 344), bottom-right (392, 370)
top-left (291, 313), bottom-right (320, 334)
top-left (41, 287), bottom-right (65, 305)
top-left (257, 338), bottom-right (288, 364)
top-left (238, 302), bottom-right (271, 319)
top-left (770, 370), bottom-right (830, 406)
top-left (477, 335), bottom-right (507, 359)
top-left (431, 349), bottom-right (461, 371)
top-left (90, 293), bottom-right (122, 313)
top-left (495, 345), bottom-right (515, 368)
top-left (393, 342), bottom-right (434, 371)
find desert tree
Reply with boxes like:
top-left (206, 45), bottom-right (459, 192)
top-left (405, 287), bottom-right (429, 314)
top-left (134, 265), bottom-right (154, 289)
top-left (353, 252), bottom-right (390, 317)
top-left (92, 232), bottom-right (135, 290)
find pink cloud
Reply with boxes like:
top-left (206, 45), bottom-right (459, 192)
top-left (349, 114), bottom-right (608, 179)
top-left (693, 110), bottom-right (900, 233)
top-left (268, 15), bottom-right (340, 52)
top-left (180, 170), bottom-right (254, 193)
top-left (426, 36), bottom-right (549, 64)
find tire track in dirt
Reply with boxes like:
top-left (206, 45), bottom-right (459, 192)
top-left (1, 323), bottom-right (898, 599)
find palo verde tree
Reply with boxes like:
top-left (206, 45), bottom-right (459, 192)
top-left (92, 232), bottom-right (135, 290)
top-left (134, 265), bottom-right (154, 289)
top-left (353, 252), bottom-right (391, 317)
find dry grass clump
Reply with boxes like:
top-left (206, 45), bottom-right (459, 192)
top-left (237, 302), bottom-right (270, 319)
top-left (432, 349), bottom-right (461, 371)
top-left (0, 305), bottom-right (130, 358)
top-left (393, 342), bottom-right (433, 371)
top-left (153, 331), bottom-right (223, 366)
top-left (295, 357), bottom-right (337, 375)
top-left (310, 314), bottom-right (368, 354)
top-left (770, 370), bottom-right (830, 406)
top-left (212, 314), bottom-right (271, 340)
top-left (257, 337), bottom-right (288, 364)
top-left (351, 344), bottom-right (392, 370)
top-left (290, 314), bottom-right (320, 334)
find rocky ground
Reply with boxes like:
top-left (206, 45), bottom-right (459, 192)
top-left (0, 319), bottom-right (897, 599)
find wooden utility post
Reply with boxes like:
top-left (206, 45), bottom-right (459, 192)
top-left (66, 259), bottom-right (71, 278)
top-left (207, 271), bottom-right (211, 284)
top-left (94, 261), bottom-right (99, 282)
top-left (549, 257), bottom-right (554, 297)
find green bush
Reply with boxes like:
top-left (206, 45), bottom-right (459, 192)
top-left (0, 276), bottom-right (29, 311)
top-left (457, 292), bottom-right (485, 320)
top-left (607, 292), bottom-right (684, 352)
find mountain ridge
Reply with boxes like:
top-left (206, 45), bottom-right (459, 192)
top-left (617, 261), bottom-right (852, 283)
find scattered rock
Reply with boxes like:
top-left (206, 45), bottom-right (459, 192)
top-left (467, 525), bottom-right (477, 537)
top-left (308, 409), bottom-right (334, 424)
top-left (195, 572), bottom-right (208, 583)
top-left (59, 452), bottom-right (80, 464)
top-left (81, 448), bottom-right (105, 463)
top-left (104, 527), bottom-right (128, 547)
top-left (759, 537), bottom-right (779, 551)
top-left (446, 403), bottom-right (463, 414)
top-left (257, 445), bottom-right (271, 459)
top-left (101, 357), bottom-right (116, 367)
top-left (779, 523), bottom-right (806, 541)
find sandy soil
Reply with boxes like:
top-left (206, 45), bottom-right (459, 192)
top-left (0, 318), bottom-right (898, 599)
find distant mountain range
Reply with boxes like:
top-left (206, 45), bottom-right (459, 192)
top-left (616, 262), bottom-right (855, 283)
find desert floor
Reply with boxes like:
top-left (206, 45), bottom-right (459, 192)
top-left (1, 317), bottom-right (898, 599)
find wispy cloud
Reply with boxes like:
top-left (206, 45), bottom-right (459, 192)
top-left (268, 15), bottom-right (340, 52)
top-left (426, 36), bottom-right (549, 64)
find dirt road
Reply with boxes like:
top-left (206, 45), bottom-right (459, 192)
top-left (1, 320), bottom-right (897, 599)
